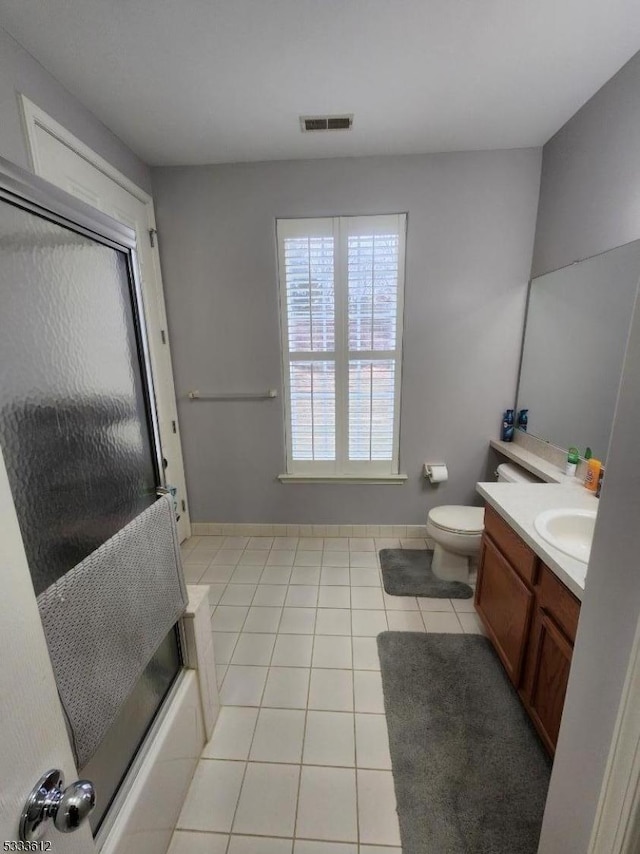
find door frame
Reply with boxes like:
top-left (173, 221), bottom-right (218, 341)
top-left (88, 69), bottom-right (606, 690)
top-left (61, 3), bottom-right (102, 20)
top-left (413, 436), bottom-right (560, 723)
top-left (589, 610), bottom-right (640, 853)
top-left (20, 95), bottom-right (151, 204)
top-left (19, 94), bottom-right (191, 540)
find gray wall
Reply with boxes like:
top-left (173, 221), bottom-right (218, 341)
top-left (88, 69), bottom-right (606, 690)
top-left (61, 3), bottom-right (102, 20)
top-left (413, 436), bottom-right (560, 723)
top-left (533, 47), bottom-right (640, 853)
top-left (0, 26), bottom-right (151, 193)
top-left (532, 49), bottom-right (640, 277)
top-left (153, 150), bottom-right (542, 523)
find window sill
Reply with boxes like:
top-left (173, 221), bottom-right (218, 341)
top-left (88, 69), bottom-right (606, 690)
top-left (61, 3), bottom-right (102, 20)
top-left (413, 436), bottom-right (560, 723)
top-left (277, 473), bottom-right (408, 485)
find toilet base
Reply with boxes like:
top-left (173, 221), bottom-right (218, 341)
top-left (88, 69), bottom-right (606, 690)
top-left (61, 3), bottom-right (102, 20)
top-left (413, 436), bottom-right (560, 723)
top-left (431, 543), bottom-right (470, 584)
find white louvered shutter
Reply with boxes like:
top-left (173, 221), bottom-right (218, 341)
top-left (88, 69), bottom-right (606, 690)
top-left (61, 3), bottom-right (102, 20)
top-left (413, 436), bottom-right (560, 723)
top-left (277, 214), bottom-right (405, 476)
top-left (346, 215), bottom-right (403, 470)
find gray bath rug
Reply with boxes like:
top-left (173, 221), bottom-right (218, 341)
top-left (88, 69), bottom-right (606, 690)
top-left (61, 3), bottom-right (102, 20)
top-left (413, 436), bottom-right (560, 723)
top-left (377, 632), bottom-right (551, 854)
top-left (379, 548), bottom-right (473, 598)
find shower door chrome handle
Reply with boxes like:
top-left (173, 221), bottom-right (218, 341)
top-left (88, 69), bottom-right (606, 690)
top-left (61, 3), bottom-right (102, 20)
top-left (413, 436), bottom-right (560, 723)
top-left (20, 769), bottom-right (96, 841)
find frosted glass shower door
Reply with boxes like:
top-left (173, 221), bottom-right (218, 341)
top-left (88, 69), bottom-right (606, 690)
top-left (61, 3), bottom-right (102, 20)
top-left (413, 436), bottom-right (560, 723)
top-left (0, 174), bottom-right (181, 832)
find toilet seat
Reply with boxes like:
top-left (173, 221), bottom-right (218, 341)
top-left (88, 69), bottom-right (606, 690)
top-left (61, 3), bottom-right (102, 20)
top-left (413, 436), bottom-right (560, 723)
top-left (427, 505), bottom-right (485, 535)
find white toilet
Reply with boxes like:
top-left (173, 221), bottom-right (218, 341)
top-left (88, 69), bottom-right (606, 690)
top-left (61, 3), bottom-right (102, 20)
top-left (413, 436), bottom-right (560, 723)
top-left (426, 462), bottom-right (539, 583)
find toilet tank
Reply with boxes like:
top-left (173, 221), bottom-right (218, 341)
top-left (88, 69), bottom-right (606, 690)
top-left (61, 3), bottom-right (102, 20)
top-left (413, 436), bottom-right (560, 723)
top-left (496, 462), bottom-right (541, 483)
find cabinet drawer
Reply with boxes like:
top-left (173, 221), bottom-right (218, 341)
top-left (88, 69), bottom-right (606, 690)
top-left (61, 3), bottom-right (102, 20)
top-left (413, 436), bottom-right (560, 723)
top-left (537, 564), bottom-right (581, 643)
top-left (484, 505), bottom-right (538, 585)
top-left (475, 535), bottom-right (534, 686)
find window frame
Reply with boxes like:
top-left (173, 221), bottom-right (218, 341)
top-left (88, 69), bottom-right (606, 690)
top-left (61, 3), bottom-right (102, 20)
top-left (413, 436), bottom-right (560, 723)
top-left (276, 213), bottom-right (407, 480)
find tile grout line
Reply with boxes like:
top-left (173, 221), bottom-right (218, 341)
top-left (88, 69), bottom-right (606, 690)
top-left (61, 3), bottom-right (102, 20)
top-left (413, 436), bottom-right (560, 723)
top-left (203, 546), bottom-right (256, 849)
top-left (200, 754), bottom-right (391, 771)
top-left (175, 827), bottom-right (402, 848)
top-left (291, 619), bottom-right (317, 840)
top-left (220, 695), bottom-right (386, 715)
top-left (208, 567), bottom-right (241, 670)
top-left (217, 542), bottom-right (270, 690)
top-left (225, 559), bottom-right (274, 844)
top-left (352, 629), bottom-right (361, 849)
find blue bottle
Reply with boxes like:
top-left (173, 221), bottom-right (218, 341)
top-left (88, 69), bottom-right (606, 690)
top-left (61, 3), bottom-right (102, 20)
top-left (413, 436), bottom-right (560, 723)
top-left (517, 409), bottom-right (528, 432)
top-left (501, 409), bottom-right (514, 442)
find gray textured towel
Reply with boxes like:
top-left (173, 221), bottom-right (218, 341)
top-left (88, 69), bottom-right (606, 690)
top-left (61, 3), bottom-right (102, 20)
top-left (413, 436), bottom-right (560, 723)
top-left (38, 495), bottom-right (187, 767)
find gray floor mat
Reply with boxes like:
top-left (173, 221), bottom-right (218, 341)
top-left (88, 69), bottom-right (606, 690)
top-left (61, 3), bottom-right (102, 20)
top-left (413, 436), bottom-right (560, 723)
top-left (379, 549), bottom-right (473, 598)
top-left (377, 632), bottom-right (551, 854)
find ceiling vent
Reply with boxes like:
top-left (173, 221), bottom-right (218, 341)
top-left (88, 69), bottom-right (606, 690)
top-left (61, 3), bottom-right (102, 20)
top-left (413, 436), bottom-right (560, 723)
top-left (300, 114), bottom-right (354, 132)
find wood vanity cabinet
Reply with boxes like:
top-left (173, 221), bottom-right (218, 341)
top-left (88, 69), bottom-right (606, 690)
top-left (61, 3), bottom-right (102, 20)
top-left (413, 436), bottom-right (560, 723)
top-left (475, 505), bottom-right (581, 755)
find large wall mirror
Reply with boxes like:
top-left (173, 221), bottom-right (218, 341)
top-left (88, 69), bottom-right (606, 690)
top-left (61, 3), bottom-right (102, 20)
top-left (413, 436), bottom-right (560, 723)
top-left (517, 240), bottom-right (640, 463)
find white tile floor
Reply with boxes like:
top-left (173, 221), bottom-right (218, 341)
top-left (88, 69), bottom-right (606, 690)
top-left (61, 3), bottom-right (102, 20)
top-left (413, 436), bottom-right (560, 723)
top-left (170, 535), bottom-right (485, 854)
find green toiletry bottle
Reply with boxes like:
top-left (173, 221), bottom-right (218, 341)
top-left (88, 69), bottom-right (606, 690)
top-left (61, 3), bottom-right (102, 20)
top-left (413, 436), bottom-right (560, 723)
top-left (565, 447), bottom-right (580, 477)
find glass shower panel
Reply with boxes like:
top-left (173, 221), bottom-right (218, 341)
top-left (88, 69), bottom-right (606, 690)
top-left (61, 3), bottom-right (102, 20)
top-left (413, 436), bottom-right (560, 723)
top-left (0, 200), bottom-right (158, 595)
top-left (83, 630), bottom-right (181, 832)
top-left (0, 191), bottom-right (181, 834)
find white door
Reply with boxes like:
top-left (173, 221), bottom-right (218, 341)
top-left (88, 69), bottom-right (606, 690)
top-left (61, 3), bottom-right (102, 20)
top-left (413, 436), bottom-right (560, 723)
top-left (0, 447), bottom-right (97, 852)
top-left (21, 97), bottom-right (191, 542)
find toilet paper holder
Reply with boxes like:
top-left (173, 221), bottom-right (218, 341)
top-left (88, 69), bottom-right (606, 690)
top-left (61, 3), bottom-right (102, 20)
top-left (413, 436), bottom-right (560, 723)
top-left (424, 463), bottom-right (448, 483)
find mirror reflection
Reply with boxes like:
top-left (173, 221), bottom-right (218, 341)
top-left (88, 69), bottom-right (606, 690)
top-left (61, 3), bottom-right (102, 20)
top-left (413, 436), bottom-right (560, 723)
top-left (517, 240), bottom-right (640, 462)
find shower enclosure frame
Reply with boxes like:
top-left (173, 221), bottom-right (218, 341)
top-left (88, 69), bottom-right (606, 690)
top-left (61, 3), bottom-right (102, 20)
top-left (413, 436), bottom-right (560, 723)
top-left (0, 154), bottom-right (186, 835)
top-left (0, 156), bottom-right (165, 485)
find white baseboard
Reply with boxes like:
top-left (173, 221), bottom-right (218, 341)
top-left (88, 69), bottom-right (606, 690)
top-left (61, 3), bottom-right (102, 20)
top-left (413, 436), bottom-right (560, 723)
top-left (190, 521), bottom-right (429, 538)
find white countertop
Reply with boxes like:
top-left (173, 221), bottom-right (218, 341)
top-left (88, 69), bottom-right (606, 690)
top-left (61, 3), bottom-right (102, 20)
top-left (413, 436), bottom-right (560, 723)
top-left (476, 481), bottom-right (599, 600)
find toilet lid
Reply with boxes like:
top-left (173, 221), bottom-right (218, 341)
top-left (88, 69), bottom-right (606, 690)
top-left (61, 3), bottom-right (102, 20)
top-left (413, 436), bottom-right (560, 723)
top-left (428, 505), bottom-right (485, 535)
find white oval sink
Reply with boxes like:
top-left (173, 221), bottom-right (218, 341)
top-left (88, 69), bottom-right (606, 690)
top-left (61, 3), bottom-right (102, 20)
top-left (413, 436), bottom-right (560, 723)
top-left (534, 508), bottom-right (597, 564)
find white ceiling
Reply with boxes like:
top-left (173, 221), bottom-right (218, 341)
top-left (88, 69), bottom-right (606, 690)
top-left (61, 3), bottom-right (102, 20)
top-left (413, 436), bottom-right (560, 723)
top-left (2, 0), bottom-right (640, 166)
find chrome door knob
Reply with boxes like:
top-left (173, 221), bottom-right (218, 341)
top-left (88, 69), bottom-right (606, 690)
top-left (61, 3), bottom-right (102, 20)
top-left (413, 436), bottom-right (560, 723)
top-left (20, 769), bottom-right (96, 841)
top-left (54, 779), bottom-right (96, 832)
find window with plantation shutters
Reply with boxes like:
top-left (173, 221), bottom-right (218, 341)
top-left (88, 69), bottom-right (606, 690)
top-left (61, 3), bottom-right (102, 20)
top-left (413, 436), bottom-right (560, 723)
top-left (277, 214), bottom-right (406, 478)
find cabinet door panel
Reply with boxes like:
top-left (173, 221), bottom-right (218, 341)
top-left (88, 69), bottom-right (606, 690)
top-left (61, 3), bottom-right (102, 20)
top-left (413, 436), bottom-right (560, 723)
top-left (484, 505), bottom-right (538, 584)
top-left (526, 610), bottom-right (573, 754)
top-left (475, 536), bottom-right (534, 685)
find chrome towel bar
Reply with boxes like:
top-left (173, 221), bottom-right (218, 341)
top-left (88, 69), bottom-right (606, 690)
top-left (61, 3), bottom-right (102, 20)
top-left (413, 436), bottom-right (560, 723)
top-left (187, 389), bottom-right (278, 401)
